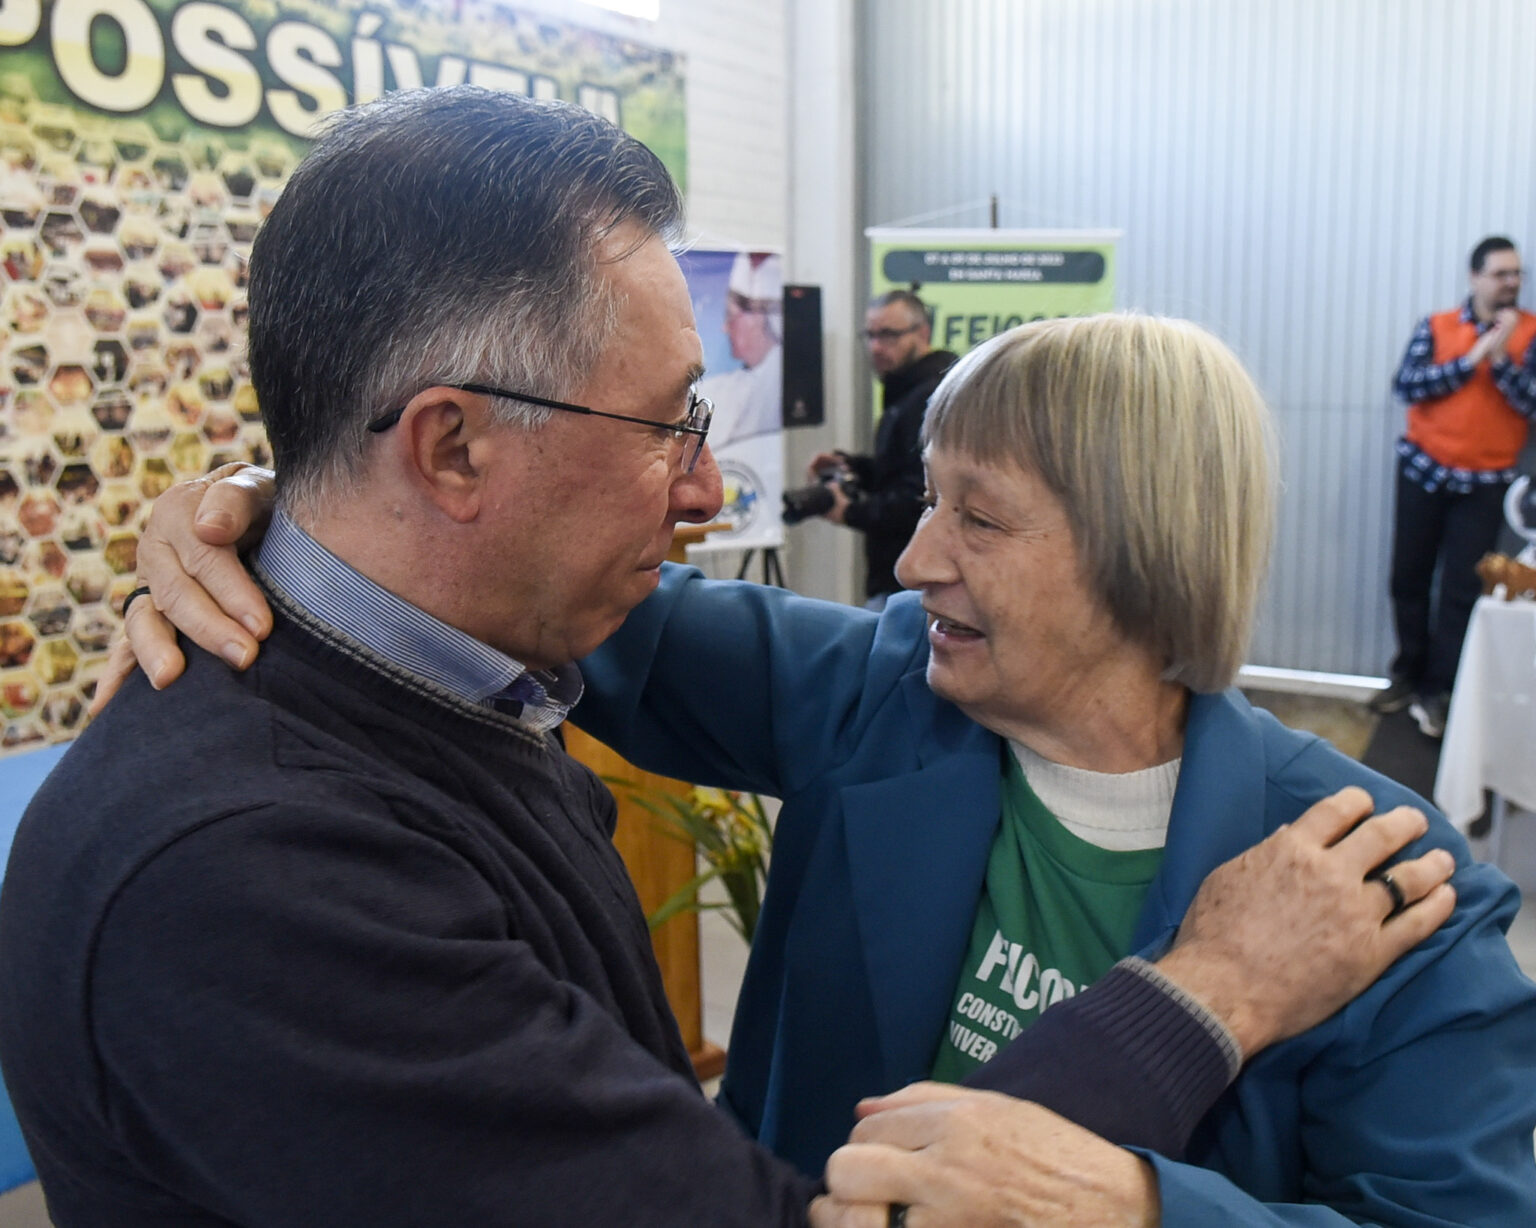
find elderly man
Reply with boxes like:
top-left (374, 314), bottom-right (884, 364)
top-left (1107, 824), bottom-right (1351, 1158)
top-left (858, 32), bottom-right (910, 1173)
top-left (8, 90), bottom-right (1456, 1227)
top-left (2, 86), bottom-right (811, 1227)
top-left (1376, 235), bottom-right (1536, 736)
top-left (807, 291), bottom-right (956, 607)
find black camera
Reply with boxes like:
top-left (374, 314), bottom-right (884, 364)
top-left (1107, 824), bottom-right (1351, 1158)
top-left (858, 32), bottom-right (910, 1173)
top-left (783, 468), bottom-right (861, 525)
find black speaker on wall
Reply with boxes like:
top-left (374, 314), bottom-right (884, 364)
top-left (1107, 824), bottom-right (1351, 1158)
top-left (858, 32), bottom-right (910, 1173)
top-left (781, 283), bottom-right (824, 428)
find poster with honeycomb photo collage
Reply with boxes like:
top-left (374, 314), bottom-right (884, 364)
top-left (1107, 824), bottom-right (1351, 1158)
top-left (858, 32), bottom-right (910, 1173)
top-left (0, 0), bottom-right (686, 756)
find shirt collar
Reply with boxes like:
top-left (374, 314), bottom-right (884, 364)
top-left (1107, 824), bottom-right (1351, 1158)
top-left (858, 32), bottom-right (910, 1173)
top-left (256, 509), bottom-right (582, 731)
top-left (1461, 296), bottom-right (1494, 330)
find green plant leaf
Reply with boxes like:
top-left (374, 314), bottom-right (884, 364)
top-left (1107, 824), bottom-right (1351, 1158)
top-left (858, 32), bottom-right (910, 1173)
top-left (646, 868), bottom-right (720, 930)
top-left (611, 781), bottom-right (775, 944)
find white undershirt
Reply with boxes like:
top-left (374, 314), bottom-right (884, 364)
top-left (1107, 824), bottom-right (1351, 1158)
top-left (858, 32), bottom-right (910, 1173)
top-left (1008, 740), bottom-right (1180, 852)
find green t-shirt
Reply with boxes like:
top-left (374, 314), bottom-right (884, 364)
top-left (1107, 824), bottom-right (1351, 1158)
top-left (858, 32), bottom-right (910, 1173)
top-left (930, 753), bottom-right (1165, 1082)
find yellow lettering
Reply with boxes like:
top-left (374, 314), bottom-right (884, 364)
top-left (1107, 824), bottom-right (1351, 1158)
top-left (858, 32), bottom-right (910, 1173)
top-left (171, 3), bottom-right (261, 129)
top-left (52, 0), bottom-right (163, 112)
top-left (0, 0), bottom-right (41, 46)
top-left (266, 19), bottom-right (345, 138)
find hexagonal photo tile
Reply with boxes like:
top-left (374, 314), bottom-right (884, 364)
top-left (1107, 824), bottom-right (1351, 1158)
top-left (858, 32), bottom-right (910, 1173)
top-left (0, 102), bottom-right (282, 757)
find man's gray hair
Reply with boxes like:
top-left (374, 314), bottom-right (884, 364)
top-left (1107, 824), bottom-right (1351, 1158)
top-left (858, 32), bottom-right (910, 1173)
top-left (247, 86), bottom-right (684, 510)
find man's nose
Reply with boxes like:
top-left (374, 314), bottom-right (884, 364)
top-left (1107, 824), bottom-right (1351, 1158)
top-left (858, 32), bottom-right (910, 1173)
top-left (673, 443), bottom-right (725, 523)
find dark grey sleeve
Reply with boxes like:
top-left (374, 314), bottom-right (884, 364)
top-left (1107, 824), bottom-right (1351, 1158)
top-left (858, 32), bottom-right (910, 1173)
top-left (89, 806), bottom-right (817, 1227)
top-left (963, 958), bottom-right (1241, 1159)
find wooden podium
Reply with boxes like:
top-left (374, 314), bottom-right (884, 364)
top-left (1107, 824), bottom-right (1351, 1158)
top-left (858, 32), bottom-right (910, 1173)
top-left (564, 523), bottom-right (729, 1081)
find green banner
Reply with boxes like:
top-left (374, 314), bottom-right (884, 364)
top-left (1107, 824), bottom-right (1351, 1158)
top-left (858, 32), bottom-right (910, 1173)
top-left (867, 228), bottom-right (1118, 358)
top-left (0, 0), bottom-right (686, 187)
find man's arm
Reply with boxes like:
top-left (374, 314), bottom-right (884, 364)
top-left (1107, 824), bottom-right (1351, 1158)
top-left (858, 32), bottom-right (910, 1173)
top-left (964, 789), bottom-right (1454, 1157)
top-left (839, 460), bottom-right (924, 539)
top-left (1492, 326), bottom-right (1536, 419)
top-left (818, 896), bottom-right (1534, 1228)
top-left (1392, 315), bottom-right (1487, 403)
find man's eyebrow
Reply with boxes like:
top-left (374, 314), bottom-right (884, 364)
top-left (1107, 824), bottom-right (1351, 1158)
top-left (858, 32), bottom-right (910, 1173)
top-left (668, 363), bottom-right (705, 405)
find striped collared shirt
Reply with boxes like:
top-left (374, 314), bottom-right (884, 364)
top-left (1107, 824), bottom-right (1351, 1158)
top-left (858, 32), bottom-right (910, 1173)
top-left (1392, 298), bottom-right (1536, 493)
top-left (256, 510), bottom-right (581, 733)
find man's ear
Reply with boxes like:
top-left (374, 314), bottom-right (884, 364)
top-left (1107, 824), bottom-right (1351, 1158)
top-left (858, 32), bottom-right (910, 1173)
top-left (392, 387), bottom-right (492, 523)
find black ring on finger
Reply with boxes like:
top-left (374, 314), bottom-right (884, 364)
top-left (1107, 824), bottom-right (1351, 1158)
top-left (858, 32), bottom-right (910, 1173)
top-left (1370, 867), bottom-right (1407, 917)
top-left (888, 1204), bottom-right (909, 1228)
top-left (121, 585), bottom-right (153, 619)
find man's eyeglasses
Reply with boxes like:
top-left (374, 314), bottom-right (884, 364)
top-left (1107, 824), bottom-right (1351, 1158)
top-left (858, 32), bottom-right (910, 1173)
top-left (367, 382), bottom-right (715, 472)
top-left (863, 325), bottom-right (921, 343)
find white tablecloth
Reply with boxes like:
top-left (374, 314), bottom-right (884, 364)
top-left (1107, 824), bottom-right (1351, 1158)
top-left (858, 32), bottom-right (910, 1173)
top-left (1434, 597), bottom-right (1536, 831)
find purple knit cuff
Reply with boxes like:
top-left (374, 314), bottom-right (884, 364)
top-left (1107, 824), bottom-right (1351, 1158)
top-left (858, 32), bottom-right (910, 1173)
top-left (963, 958), bottom-right (1238, 1158)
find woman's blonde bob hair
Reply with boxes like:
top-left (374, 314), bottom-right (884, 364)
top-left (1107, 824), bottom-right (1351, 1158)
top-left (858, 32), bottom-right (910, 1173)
top-left (920, 313), bottom-right (1277, 693)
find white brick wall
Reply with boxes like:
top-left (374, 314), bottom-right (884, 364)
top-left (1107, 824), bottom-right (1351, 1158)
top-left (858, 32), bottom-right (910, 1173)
top-left (522, 2), bottom-right (864, 600)
top-left (521, 0), bottom-right (788, 249)
top-left (664, 1), bottom-right (787, 250)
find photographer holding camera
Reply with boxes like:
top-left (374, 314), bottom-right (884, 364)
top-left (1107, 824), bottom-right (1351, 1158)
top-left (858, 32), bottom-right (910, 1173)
top-left (795, 290), bottom-right (956, 608)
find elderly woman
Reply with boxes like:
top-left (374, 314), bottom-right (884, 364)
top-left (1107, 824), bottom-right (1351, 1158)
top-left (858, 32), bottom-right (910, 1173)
top-left (117, 315), bottom-right (1533, 1225)
top-left (581, 315), bottom-right (1536, 1226)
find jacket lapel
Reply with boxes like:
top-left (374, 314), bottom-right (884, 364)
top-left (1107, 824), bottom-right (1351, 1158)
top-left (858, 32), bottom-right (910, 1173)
top-left (1134, 689), bottom-right (1271, 950)
top-left (841, 689), bottom-right (1003, 1084)
top-left (838, 688), bottom-right (1278, 1083)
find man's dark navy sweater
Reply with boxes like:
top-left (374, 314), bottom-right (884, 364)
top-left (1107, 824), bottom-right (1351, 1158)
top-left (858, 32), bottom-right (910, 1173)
top-left (0, 587), bottom-right (1231, 1224)
top-left (0, 600), bottom-right (814, 1225)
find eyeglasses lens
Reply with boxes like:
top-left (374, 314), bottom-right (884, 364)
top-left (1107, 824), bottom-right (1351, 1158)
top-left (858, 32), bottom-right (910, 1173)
top-left (676, 390), bottom-right (712, 472)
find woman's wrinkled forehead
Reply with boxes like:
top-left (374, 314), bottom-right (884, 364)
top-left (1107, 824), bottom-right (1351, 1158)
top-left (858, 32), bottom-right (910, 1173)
top-left (919, 441), bottom-right (1053, 506)
top-left (921, 345), bottom-right (1046, 475)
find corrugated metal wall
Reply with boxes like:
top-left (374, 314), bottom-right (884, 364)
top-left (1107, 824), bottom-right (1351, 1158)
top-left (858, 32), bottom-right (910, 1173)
top-left (860, 0), bottom-right (1536, 675)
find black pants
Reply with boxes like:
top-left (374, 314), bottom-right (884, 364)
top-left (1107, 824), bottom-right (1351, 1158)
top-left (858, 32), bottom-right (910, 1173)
top-left (1388, 463), bottom-right (1508, 695)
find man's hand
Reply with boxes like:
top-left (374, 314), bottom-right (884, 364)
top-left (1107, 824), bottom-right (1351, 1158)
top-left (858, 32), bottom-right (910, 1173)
top-left (1467, 331), bottom-right (1498, 366)
top-left (810, 1084), bottom-right (1158, 1228)
top-left (807, 451), bottom-right (847, 481)
top-left (803, 452), bottom-right (854, 523)
top-left (1490, 308), bottom-right (1521, 362)
top-left (1469, 311), bottom-right (1519, 366)
top-left (92, 463), bottom-right (277, 714)
top-left (1155, 786), bottom-right (1456, 1056)
top-left (824, 479), bottom-right (852, 525)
